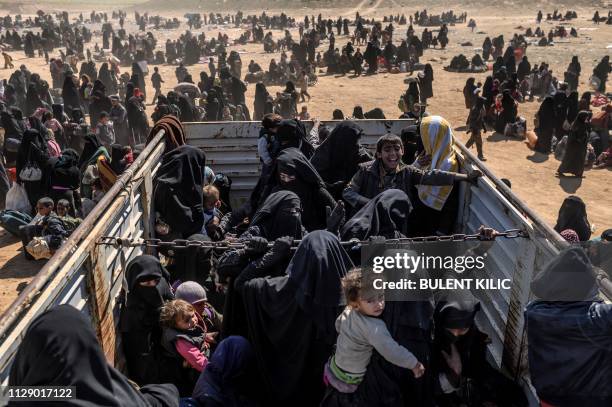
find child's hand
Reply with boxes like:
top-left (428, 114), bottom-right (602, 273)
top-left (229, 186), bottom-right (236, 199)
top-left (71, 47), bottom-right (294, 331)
top-left (205, 332), bottom-right (218, 344)
top-left (411, 362), bottom-right (425, 378)
top-left (417, 154), bottom-right (431, 166)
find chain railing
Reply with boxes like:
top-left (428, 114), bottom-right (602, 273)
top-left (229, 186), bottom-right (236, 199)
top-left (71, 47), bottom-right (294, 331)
top-left (96, 228), bottom-right (529, 251)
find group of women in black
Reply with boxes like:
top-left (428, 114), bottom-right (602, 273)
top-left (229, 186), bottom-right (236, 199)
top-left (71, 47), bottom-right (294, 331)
top-left (8, 115), bottom-right (536, 407)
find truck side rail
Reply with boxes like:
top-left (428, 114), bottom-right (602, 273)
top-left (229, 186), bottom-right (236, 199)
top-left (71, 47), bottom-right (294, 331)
top-left (0, 130), bottom-right (167, 383)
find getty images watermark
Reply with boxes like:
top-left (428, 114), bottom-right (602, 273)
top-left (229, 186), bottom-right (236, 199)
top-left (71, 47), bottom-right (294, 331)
top-left (360, 239), bottom-right (612, 302)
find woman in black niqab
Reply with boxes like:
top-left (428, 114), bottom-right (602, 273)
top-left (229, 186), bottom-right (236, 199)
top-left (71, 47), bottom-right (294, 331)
top-left (241, 230), bottom-right (353, 406)
top-left (248, 190), bottom-right (303, 241)
top-left (25, 83), bottom-right (48, 116)
top-left (534, 96), bottom-right (555, 154)
top-left (263, 147), bottom-right (334, 231)
top-left (98, 62), bottom-right (117, 95)
top-left (431, 291), bottom-right (528, 407)
top-left (49, 148), bottom-right (80, 216)
top-left (9, 304), bottom-right (179, 407)
top-left (275, 118), bottom-right (314, 158)
top-left (177, 93), bottom-right (196, 122)
top-left (557, 111), bottom-right (590, 178)
top-left (340, 189), bottom-right (412, 240)
top-left (253, 82), bottom-right (269, 121)
top-left (110, 143), bottom-right (129, 175)
top-left (566, 91), bottom-right (579, 123)
top-left (120, 255), bottom-right (174, 386)
top-left (311, 120), bottom-right (369, 197)
top-left (61, 74), bottom-right (81, 112)
top-left (16, 128), bottom-right (50, 210)
top-left (154, 145), bottom-right (206, 238)
top-left (352, 105), bottom-right (365, 119)
top-left (1, 108), bottom-right (24, 140)
top-left (220, 190), bottom-right (304, 339)
top-left (553, 195), bottom-right (591, 241)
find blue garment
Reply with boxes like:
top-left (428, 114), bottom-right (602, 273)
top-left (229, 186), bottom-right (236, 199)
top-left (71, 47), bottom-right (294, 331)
top-left (192, 336), bottom-right (257, 407)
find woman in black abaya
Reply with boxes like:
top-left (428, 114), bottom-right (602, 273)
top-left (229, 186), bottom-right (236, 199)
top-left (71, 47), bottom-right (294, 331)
top-left (431, 292), bottom-right (527, 407)
top-left (48, 148), bottom-right (81, 217)
top-left (420, 64), bottom-right (434, 102)
top-left (534, 96), bottom-right (555, 154)
top-left (219, 190), bottom-right (304, 338)
top-left (25, 83), bottom-right (48, 116)
top-left (311, 120), bottom-right (370, 198)
top-left (495, 90), bottom-right (516, 133)
top-left (341, 189), bottom-right (412, 241)
top-left (9, 305), bottom-right (179, 407)
top-left (253, 82), bottom-right (270, 121)
top-left (553, 195), bottom-right (591, 241)
top-left (119, 255), bottom-right (174, 386)
top-left (557, 111), bottom-right (590, 178)
top-left (565, 91), bottom-right (579, 124)
top-left (154, 145), bottom-right (207, 238)
top-left (61, 74), bottom-right (81, 113)
top-left (241, 230), bottom-right (353, 406)
top-left (16, 129), bottom-right (50, 211)
top-left (261, 147), bottom-right (335, 231)
top-left (131, 62), bottom-right (147, 99)
top-left (98, 62), bottom-right (117, 95)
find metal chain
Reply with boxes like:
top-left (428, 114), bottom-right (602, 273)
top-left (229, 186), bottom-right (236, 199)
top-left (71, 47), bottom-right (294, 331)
top-left (96, 229), bottom-right (528, 250)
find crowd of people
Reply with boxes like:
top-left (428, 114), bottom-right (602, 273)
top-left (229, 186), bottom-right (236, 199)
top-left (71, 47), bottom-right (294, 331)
top-left (0, 6), bottom-right (611, 407)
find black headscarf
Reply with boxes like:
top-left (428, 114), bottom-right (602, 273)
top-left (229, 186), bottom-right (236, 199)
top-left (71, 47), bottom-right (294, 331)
top-left (1, 109), bottom-right (24, 139)
top-left (9, 305), bottom-right (179, 407)
top-left (79, 133), bottom-right (103, 169)
top-left (341, 189), bottom-right (413, 240)
top-left (530, 246), bottom-right (597, 301)
top-left (50, 148), bottom-right (80, 189)
top-left (16, 128), bottom-right (49, 179)
top-left (266, 147), bottom-right (333, 231)
top-left (352, 106), bottom-right (365, 119)
top-left (400, 125), bottom-right (420, 163)
top-left (525, 248), bottom-right (612, 406)
top-left (311, 120), bottom-right (364, 185)
top-left (242, 231), bottom-right (353, 404)
top-left (554, 195), bottom-right (591, 241)
top-left (154, 145), bottom-right (206, 237)
top-left (364, 107), bottom-right (386, 119)
top-left (177, 94), bottom-right (195, 122)
top-left (435, 291), bottom-right (481, 331)
top-left (275, 119), bottom-right (314, 158)
top-left (249, 190), bottom-right (303, 240)
top-left (110, 143), bottom-right (128, 175)
top-left (121, 254), bottom-right (174, 333)
top-left (28, 116), bottom-right (48, 137)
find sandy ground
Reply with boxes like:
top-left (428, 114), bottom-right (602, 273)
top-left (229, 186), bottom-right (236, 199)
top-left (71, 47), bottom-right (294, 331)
top-left (0, 2), bottom-right (610, 313)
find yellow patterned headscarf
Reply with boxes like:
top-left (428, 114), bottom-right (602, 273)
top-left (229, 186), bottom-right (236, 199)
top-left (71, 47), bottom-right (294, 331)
top-left (413, 115), bottom-right (458, 210)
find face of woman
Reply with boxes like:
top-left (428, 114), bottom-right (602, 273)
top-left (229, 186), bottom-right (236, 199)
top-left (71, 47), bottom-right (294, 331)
top-left (279, 171), bottom-right (296, 185)
top-left (446, 327), bottom-right (470, 337)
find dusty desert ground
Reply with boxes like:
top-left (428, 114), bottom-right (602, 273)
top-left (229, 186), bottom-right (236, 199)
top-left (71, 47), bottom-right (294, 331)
top-left (0, 1), bottom-right (610, 313)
